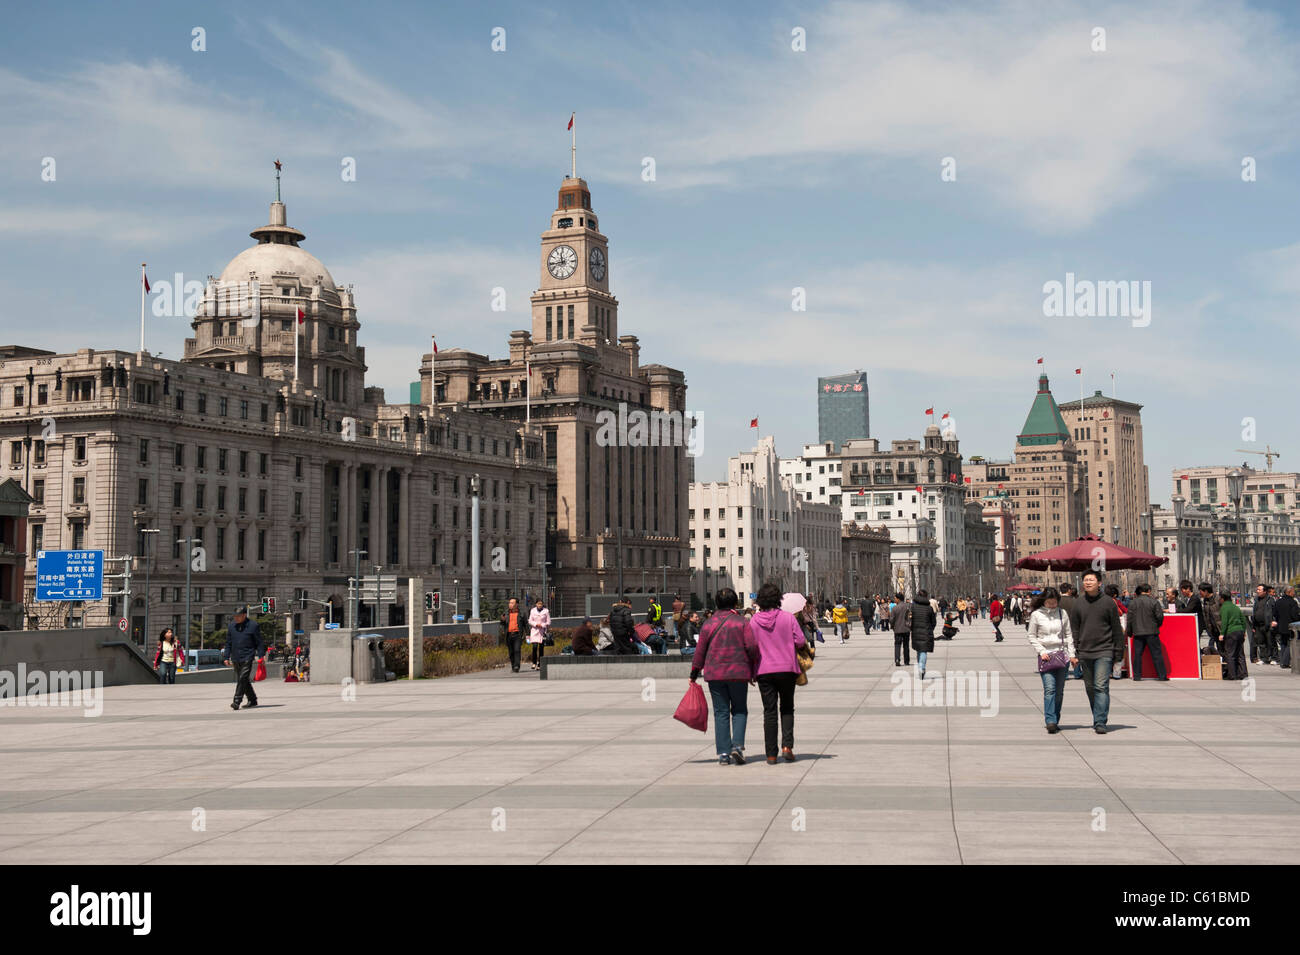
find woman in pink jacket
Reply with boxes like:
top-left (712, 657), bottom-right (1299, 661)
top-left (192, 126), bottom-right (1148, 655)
top-left (527, 599), bottom-right (550, 671)
top-left (750, 582), bottom-right (808, 763)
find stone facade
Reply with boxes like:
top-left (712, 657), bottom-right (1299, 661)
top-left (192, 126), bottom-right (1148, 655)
top-left (1058, 390), bottom-right (1150, 550)
top-left (431, 177), bottom-right (690, 609)
top-left (0, 200), bottom-right (553, 648)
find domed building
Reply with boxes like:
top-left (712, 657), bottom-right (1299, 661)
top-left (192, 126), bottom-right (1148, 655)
top-left (186, 199), bottom-right (363, 406)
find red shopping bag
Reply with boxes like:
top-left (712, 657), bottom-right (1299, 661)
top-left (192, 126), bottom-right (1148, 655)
top-left (253, 659), bottom-right (267, 682)
top-left (673, 681), bottom-right (708, 732)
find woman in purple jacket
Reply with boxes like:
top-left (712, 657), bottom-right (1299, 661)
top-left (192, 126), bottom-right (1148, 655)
top-left (750, 581), bottom-right (808, 763)
top-left (690, 587), bottom-right (760, 765)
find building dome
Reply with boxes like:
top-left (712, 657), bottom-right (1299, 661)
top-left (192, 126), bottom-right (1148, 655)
top-left (216, 200), bottom-right (336, 291)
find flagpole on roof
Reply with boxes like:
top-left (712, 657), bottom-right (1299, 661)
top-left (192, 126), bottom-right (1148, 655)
top-left (275, 158), bottom-right (281, 202)
top-left (570, 113), bottom-right (576, 179)
top-left (431, 335), bottom-right (438, 419)
top-left (525, 359), bottom-right (531, 431)
top-left (139, 263), bottom-right (147, 352)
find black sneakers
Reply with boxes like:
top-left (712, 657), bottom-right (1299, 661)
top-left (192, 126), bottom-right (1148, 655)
top-left (1046, 723), bottom-right (1060, 734)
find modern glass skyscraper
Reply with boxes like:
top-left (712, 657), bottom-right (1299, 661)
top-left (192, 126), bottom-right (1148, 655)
top-left (817, 371), bottom-right (870, 450)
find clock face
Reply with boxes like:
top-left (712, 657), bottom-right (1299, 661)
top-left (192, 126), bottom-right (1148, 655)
top-left (547, 245), bottom-right (577, 280)
top-left (589, 247), bottom-right (606, 281)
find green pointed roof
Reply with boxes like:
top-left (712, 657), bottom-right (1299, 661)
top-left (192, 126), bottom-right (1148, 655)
top-left (1017, 374), bottom-right (1071, 447)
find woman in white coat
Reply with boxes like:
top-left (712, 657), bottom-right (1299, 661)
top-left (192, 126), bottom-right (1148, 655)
top-left (527, 598), bottom-right (550, 671)
top-left (1026, 587), bottom-right (1078, 734)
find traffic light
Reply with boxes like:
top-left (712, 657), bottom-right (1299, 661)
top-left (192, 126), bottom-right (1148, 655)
top-left (267, 596), bottom-right (276, 613)
top-left (424, 591), bottom-right (434, 611)
top-left (432, 591), bottom-right (441, 611)
top-left (260, 597), bottom-right (269, 613)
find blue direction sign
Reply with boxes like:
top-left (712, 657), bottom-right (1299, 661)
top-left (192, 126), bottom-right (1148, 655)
top-left (35, 550), bottom-right (104, 601)
top-left (323, 622), bottom-right (340, 630)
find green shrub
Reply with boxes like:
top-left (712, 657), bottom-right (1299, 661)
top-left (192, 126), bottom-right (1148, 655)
top-left (382, 629), bottom-right (576, 678)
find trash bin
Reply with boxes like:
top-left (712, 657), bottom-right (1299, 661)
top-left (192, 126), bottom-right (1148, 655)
top-left (353, 633), bottom-right (381, 682)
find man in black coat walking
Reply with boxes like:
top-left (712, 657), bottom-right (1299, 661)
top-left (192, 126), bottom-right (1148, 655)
top-left (222, 605), bottom-right (265, 710)
top-left (909, 590), bottom-right (937, 680)
top-left (1274, 586), bottom-right (1299, 668)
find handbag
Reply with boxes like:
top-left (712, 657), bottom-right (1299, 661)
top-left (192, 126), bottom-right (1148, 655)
top-left (795, 646), bottom-right (815, 686)
top-left (253, 658), bottom-right (267, 682)
top-left (1036, 609), bottom-right (1069, 672)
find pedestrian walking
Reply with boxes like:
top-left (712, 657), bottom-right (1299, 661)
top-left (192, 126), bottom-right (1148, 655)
top-left (1219, 590), bottom-right (1249, 680)
top-left (989, 594), bottom-right (1005, 642)
top-left (832, 597), bottom-right (849, 644)
top-left (956, 597), bottom-right (967, 625)
top-left (152, 627), bottom-right (185, 684)
top-left (1026, 587), bottom-right (1076, 733)
top-left (1125, 584), bottom-right (1168, 681)
top-left (527, 598), bottom-right (550, 670)
top-left (1068, 571), bottom-right (1124, 733)
top-left (909, 589), bottom-right (937, 680)
top-left (1273, 586), bottom-right (1298, 668)
top-left (890, 591), bottom-right (911, 666)
top-left (500, 597), bottom-right (525, 672)
top-left (750, 582), bottom-right (808, 764)
top-left (691, 588), bottom-right (760, 765)
top-left (221, 605), bottom-right (264, 710)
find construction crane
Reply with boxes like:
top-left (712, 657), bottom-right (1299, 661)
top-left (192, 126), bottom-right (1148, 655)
top-left (1235, 445), bottom-right (1281, 472)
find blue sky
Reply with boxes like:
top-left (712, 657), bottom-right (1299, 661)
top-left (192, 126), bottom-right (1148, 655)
top-left (3, 0), bottom-right (1299, 506)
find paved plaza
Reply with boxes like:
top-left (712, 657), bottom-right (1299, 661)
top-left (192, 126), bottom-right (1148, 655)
top-left (1, 617), bottom-right (1297, 865)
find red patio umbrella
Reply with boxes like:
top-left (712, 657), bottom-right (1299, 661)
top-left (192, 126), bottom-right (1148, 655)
top-left (1015, 535), bottom-right (1167, 572)
top-left (1005, 583), bottom-right (1038, 592)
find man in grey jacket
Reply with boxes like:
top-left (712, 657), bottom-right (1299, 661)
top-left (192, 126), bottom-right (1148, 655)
top-left (890, 593), bottom-right (911, 667)
top-left (1125, 583), bottom-right (1167, 681)
top-left (1068, 571), bottom-right (1125, 733)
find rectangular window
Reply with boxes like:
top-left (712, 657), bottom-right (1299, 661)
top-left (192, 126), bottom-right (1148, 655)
top-left (218, 396), bottom-right (228, 416)
top-left (259, 453), bottom-right (268, 476)
top-left (72, 477), bottom-right (85, 504)
top-left (138, 438), bottom-right (149, 464)
top-left (37, 383), bottom-right (48, 405)
top-left (173, 481), bottom-right (183, 507)
top-left (197, 393), bottom-right (207, 414)
top-left (217, 486), bottom-right (227, 511)
top-left (240, 400), bottom-right (249, 419)
top-left (195, 484), bottom-right (205, 510)
top-left (258, 489), bottom-right (267, 514)
top-left (137, 479), bottom-right (149, 507)
top-left (74, 436), bottom-right (86, 460)
top-left (174, 443), bottom-right (185, 467)
top-left (196, 447), bottom-right (206, 469)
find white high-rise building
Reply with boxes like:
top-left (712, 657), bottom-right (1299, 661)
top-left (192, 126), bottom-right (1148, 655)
top-left (690, 436), bottom-right (841, 606)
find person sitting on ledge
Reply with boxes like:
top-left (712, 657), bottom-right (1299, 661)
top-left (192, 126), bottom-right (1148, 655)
top-left (571, 617), bottom-right (597, 656)
top-left (610, 597), bottom-right (637, 655)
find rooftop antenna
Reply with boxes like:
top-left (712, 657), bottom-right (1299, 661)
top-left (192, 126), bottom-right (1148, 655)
top-left (274, 158), bottom-right (282, 201)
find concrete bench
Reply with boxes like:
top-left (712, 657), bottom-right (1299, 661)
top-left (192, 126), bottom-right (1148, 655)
top-left (540, 653), bottom-right (693, 680)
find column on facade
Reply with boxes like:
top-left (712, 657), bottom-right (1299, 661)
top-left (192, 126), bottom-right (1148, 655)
top-left (398, 467), bottom-right (411, 568)
top-left (340, 463), bottom-right (354, 565)
top-left (375, 465), bottom-right (388, 567)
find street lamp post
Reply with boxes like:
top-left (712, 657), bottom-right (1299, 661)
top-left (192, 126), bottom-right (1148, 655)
top-left (1139, 510), bottom-right (1151, 585)
top-left (348, 548), bottom-right (367, 628)
top-left (175, 535), bottom-right (195, 671)
top-left (604, 525), bottom-right (624, 596)
top-left (470, 473), bottom-right (481, 622)
top-left (140, 528), bottom-right (159, 651)
top-left (1227, 469), bottom-right (1247, 602)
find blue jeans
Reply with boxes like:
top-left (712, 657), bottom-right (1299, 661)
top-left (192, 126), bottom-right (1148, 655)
top-left (646, 635), bottom-right (667, 654)
top-left (917, 651), bottom-right (927, 674)
top-left (635, 641), bottom-right (652, 655)
top-left (161, 661), bottom-right (176, 684)
top-left (1080, 657), bottom-right (1113, 727)
top-left (708, 680), bottom-right (748, 756)
top-left (1039, 667), bottom-right (1067, 724)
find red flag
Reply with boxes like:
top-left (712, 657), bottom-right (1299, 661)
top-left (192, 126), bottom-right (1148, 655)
top-left (567, 114), bottom-right (574, 130)
top-left (1179, 474), bottom-right (1188, 480)
top-left (1074, 368), bottom-right (1081, 374)
top-left (1036, 357), bottom-right (1044, 365)
top-left (432, 339), bottom-right (438, 355)
top-left (296, 307), bottom-right (305, 324)
top-left (915, 485), bottom-right (923, 494)
top-left (941, 413), bottom-right (949, 420)
top-left (949, 473), bottom-right (957, 482)
top-left (997, 483), bottom-right (1004, 489)
top-left (924, 407), bottom-right (933, 415)
top-left (964, 477), bottom-right (972, 484)
top-left (750, 418), bottom-right (758, 428)
top-left (274, 159), bottom-right (282, 171)
top-left (142, 272), bottom-right (150, 293)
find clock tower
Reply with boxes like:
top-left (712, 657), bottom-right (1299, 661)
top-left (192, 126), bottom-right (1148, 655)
top-left (531, 177), bottom-right (617, 347)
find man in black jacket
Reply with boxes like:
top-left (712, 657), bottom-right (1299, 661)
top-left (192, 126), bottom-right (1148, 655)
top-left (1250, 584), bottom-right (1275, 664)
top-left (609, 597), bottom-right (637, 655)
top-left (1176, 579), bottom-right (1201, 618)
top-left (1069, 571), bottom-right (1125, 733)
top-left (222, 605), bottom-right (265, 710)
top-left (1274, 586), bottom-right (1299, 668)
top-left (1196, 583), bottom-right (1220, 651)
top-left (1125, 584), bottom-right (1167, 681)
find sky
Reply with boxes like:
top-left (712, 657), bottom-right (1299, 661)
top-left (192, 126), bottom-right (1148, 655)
top-left (3, 0), bottom-right (1299, 509)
